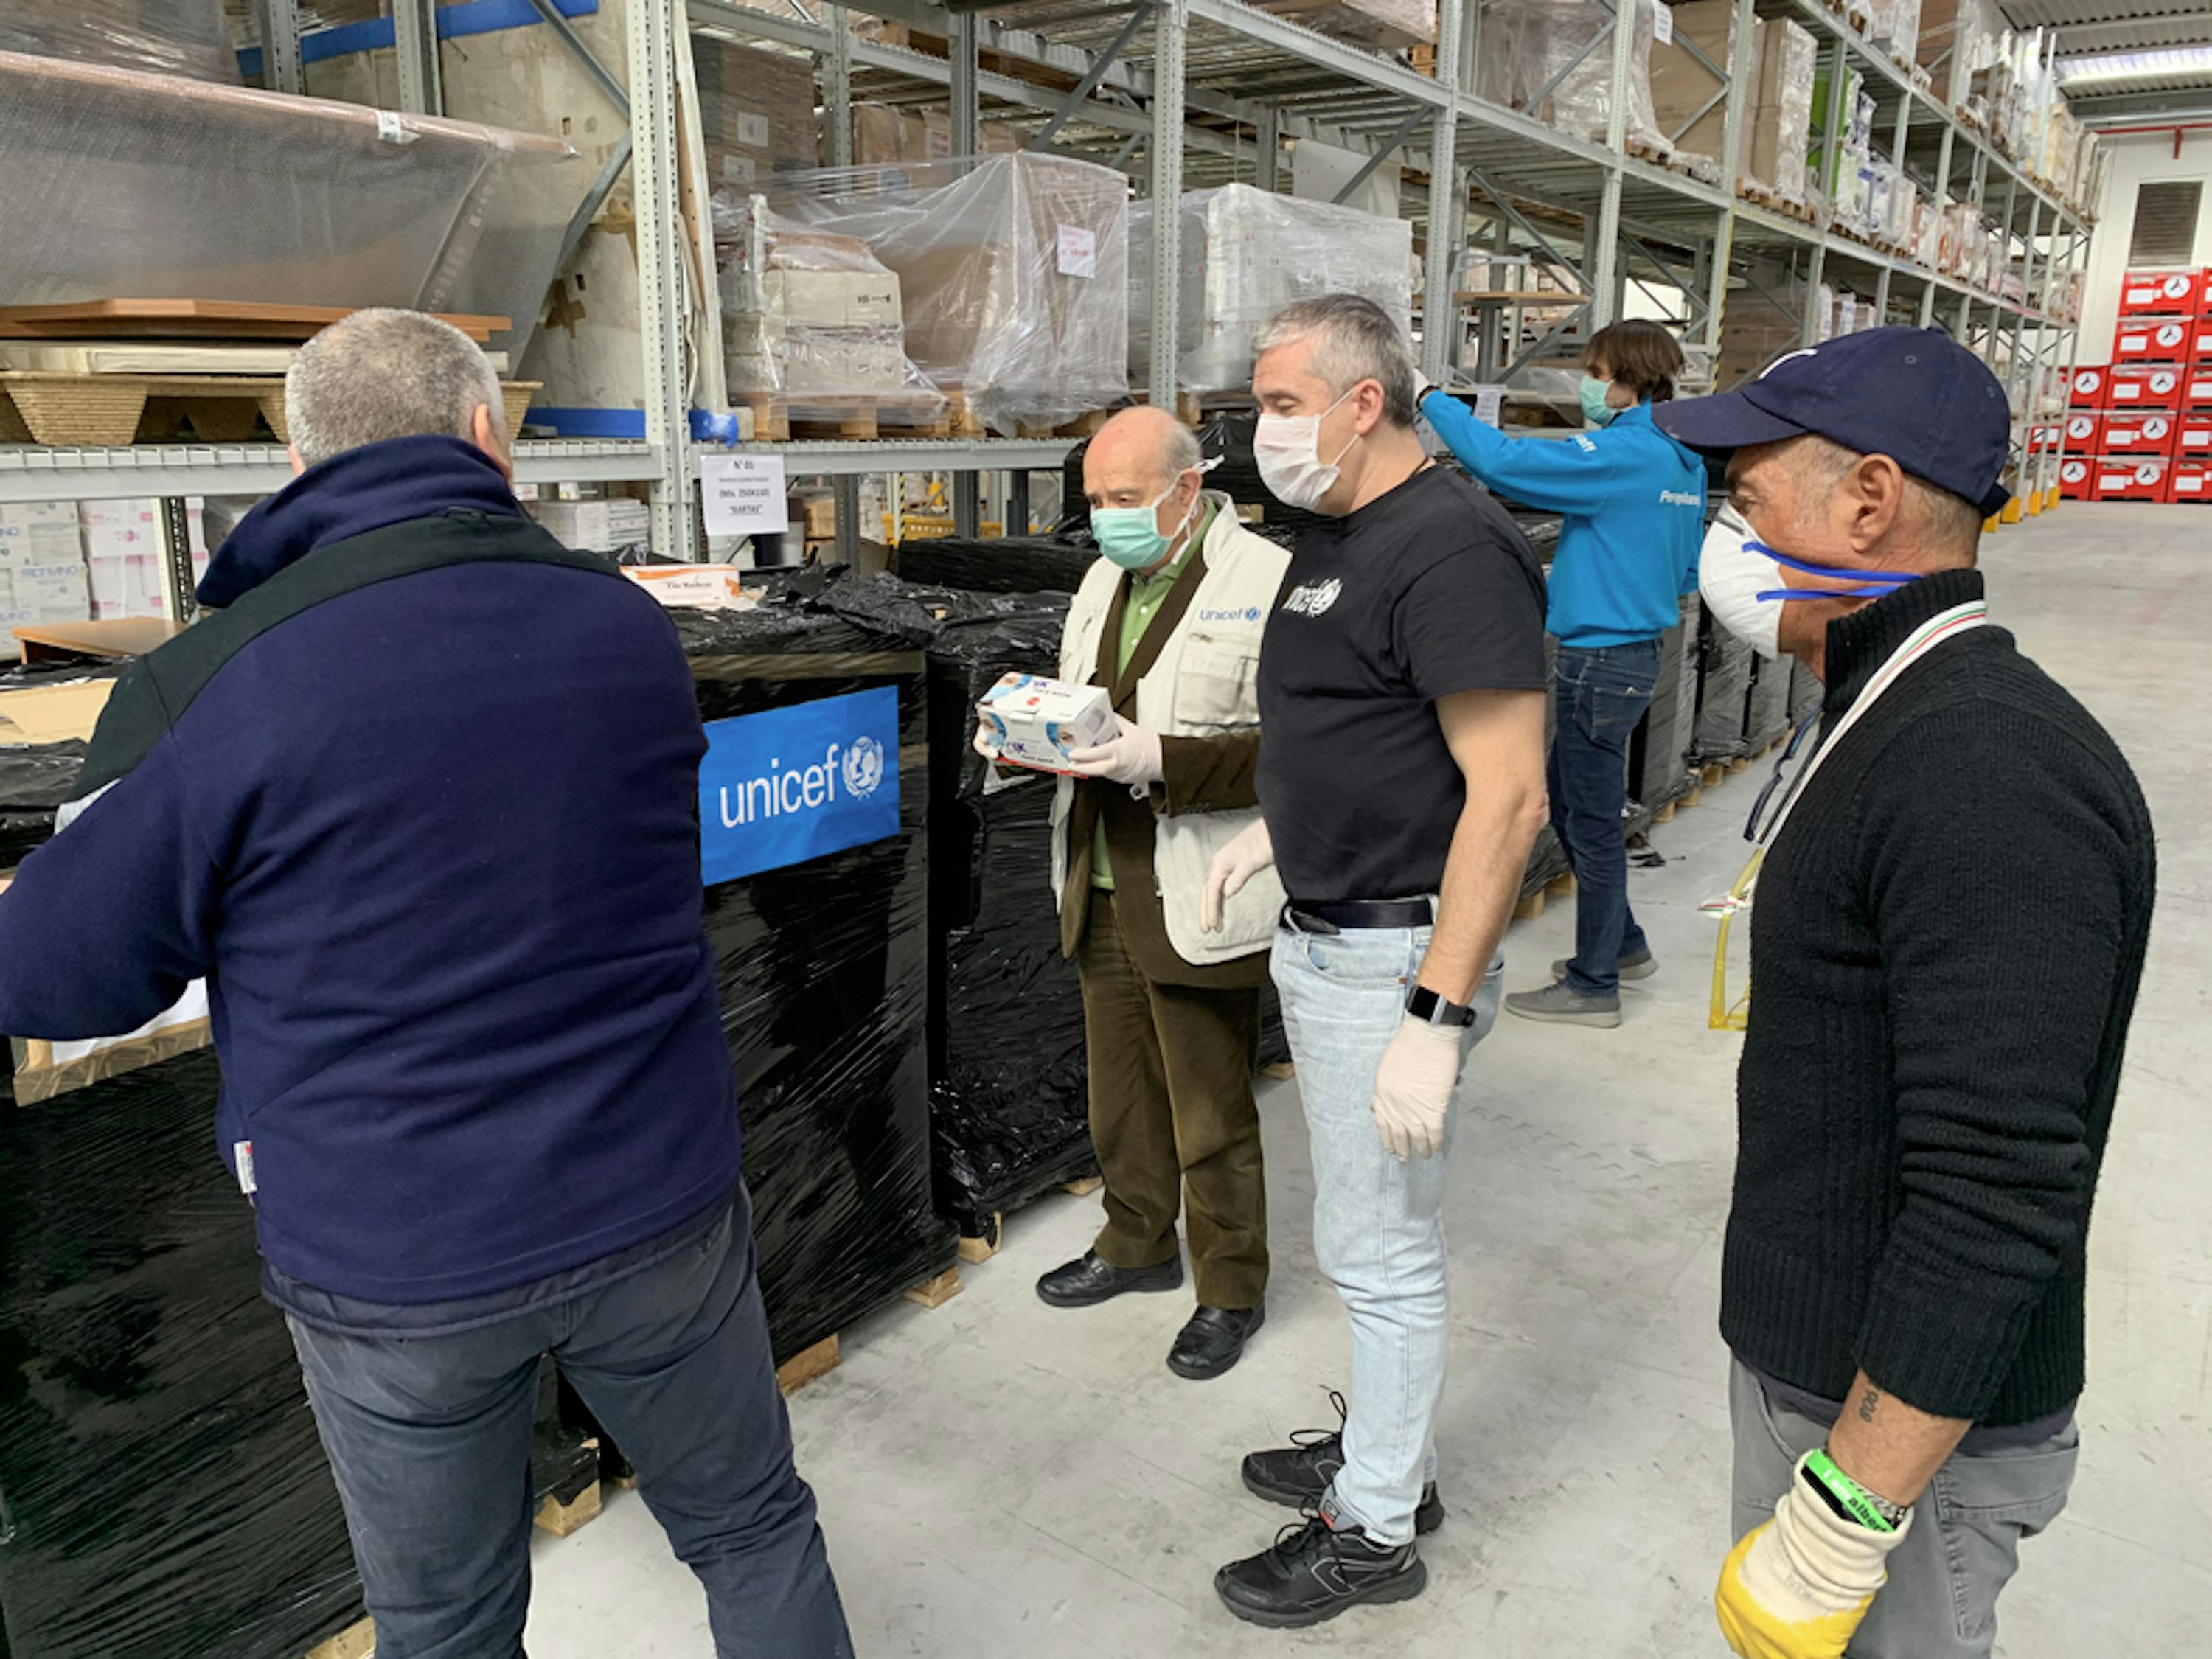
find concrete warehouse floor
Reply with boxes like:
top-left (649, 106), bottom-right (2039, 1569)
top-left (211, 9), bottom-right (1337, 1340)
top-left (524, 504), bottom-right (2212, 1658)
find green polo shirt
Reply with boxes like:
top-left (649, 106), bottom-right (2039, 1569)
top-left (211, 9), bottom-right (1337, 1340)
top-left (1092, 504), bottom-right (1214, 891)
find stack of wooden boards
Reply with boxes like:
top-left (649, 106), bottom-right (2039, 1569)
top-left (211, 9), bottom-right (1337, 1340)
top-left (0, 301), bottom-right (536, 448)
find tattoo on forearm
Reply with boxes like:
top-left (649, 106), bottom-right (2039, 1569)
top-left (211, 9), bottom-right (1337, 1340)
top-left (1857, 1386), bottom-right (1882, 1424)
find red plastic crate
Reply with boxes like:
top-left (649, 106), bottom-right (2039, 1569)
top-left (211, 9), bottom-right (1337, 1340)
top-left (2059, 457), bottom-right (2098, 500)
top-left (2062, 411), bottom-right (2102, 453)
top-left (2096, 456), bottom-right (2170, 501)
top-left (2101, 411), bottom-right (2178, 454)
top-left (2118, 268), bottom-right (2205, 316)
top-left (2186, 366), bottom-right (2212, 408)
top-left (2175, 409), bottom-right (2212, 456)
top-left (2169, 459), bottom-right (2212, 503)
top-left (2028, 422), bottom-right (2061, 455)
top-left (2068, 365), bottom-right (2110, 408)
top-left (2186, 317), bottom-right (2212, 361)
top-left (2114, 318), bottom-right (2191, 362)
top-left (2108, 364), bottom-right (2187, 409)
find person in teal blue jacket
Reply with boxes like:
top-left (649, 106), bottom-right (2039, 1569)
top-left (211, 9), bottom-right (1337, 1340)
top-left (1417, 319), bottom-right (1705, 1027)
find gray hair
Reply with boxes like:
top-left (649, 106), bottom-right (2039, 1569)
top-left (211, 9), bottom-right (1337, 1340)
top-left (1251, 294), bottom-right (1419, 428)
top-left (1160, 420), bottom-right (1203, 481)
top-left (285, 307), bottom-right (507, 467)
top-left (1785, 434), bottom-right (1984, 558)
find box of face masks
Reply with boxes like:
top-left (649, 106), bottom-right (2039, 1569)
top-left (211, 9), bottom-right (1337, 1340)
top-left (978, 673), bottom-right (1113, 771)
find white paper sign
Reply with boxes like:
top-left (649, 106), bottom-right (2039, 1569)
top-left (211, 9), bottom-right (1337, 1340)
top-left (1474, 386), bottom-right (1505, 428)
top-left (1652, 0), bottom-right (1673, 45)
top-left (1057, 223), bottom-right (1097, 279)
top-left (737, 111), bottom-right (771, 149)
top-left (701, 452), bottom-right (789, 538)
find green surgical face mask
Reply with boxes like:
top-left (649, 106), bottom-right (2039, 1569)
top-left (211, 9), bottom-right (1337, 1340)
top-left (1579, 375), bottom-right (1621, 428)
top-left (1091, 479), bottom-right (1195, 571)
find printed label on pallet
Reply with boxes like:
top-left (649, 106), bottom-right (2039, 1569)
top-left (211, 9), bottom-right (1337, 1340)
top-left (699, 688), bottom-right (902, 884)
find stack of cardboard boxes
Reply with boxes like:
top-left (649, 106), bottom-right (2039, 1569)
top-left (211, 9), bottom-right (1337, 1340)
top-left (852, 102), bottom-right (1023, 167)
top-left (2063, 271), bottom-right (2212, 504)
top-left (692, 37), bottom-right (820, 192)
top-left (0, 499), bottom-right (210, 652)
top-left (1648, 1), bottom-right (1815, 205)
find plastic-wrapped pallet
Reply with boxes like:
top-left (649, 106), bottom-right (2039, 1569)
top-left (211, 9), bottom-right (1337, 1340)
top-left (1477, 0), bottom-right (1666, 156)
top-left (672, 582), bottom-right (955, 1358)
top-left (816, 574), bottom-right (1099, 1232)
top-left (1633, 594), bottom-right (1701, 813)
top-left (1742, 651), bottom-right (1792, 753)
top-left (1918, 0), bottom-right (2002, 116)
top-left (893, 535), bottom-right (1099, 594)
top-left (1756, 18), bottom-right (1817, 205)
top-left (852, 100), bottom-right (1023, 165)
top-left (1127, 185), bottom-right (1414, 394)
top-left (0, 50), bottom-right (590, 360)
top-left (0, 0), bottom-right (235, 81)
top-left (1647, 1), bottom-right (1758, 176)
top-left (1691, 605), bottom-right (1753, 766)
top-left (713, 192), bottom-right (945, 426)
top-left (762, 154), bottom-right (1130, 436)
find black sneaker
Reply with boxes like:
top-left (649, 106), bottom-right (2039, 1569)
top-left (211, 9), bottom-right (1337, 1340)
top-left (1214, 1511), bottom-right (1426, 1628)
top-left (1239, 1391), bottom-right (1446, 1534)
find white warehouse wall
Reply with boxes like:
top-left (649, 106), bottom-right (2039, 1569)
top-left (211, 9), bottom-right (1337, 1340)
top-left (2081, 127), bottom-right (2212, 367)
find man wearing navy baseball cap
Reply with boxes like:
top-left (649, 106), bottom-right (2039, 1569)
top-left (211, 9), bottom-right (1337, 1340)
top-left (1655, 327), bottom-right (2157, 1659)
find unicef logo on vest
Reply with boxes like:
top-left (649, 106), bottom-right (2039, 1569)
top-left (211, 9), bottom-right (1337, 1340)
top-left (843, 734), bottom-right (886, 798)
top-left (1199, 605), bottom-right (1265, 623)
top-left (700, 687), bottom-right (902, 885)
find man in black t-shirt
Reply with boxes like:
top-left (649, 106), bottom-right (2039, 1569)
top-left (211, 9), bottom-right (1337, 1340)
top-left (1198, 295), bottom-right (1549, 1628)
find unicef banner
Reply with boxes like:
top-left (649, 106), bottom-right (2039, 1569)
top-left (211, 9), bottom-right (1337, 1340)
top-left (699, 687), bottom-right (901, 886)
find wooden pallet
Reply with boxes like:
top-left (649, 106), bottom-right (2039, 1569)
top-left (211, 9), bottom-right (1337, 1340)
top-left (903, 1266), bottom-right (965, 1309)
top-left (777, 1333), bottom-right (844, 1396)
top-left (734, 389), bottom-right (959, 443)
top-left (0, 299), bottom-right (508, 344)
top-left (0, 372), bottom-right (535, 448)
top-left (535, 1480), bottom-right (603, 1539)
top-left (305, 1617), bottom-right (377, 1659)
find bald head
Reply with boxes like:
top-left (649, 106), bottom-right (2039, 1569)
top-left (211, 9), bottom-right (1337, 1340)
top-left (1082, 406), bottom-right (1207, 574)
top-left (285, 307), bottom-right (510, 475)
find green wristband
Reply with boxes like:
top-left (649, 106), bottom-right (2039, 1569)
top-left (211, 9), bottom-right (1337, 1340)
top-left (1802, 1449), bottom-right (1901, 1534)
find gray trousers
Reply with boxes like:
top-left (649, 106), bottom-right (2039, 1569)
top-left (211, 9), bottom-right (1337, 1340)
top-left (1729, 1360), bottom-right (2079, 1659)
top-left (290, 1188), bottom-right (852, 1659)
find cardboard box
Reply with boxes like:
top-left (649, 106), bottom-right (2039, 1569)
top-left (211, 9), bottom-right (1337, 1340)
top-left (2101, 412), bottom-right (2177, 455)
top-left (692, 38), bottom-right (819, 189)
top-left (763, 270), bottom-right (903, 332)
top-left (2067, 364), bottom-right (2109, 408)
top-left (0, 501), bottom-right (83, 565)
top-left (2114, 317), bottom-right (2190, 363)
top-left (529, 499), bottom-right (651, 553)
top-left (2169, 459), bottom-right (2212, 502)
top-left (852, 102), bottom-right (1024, 167)
top-left (2107, 364), bottom-right (2185, 409)
top-left (1648, 1), bottom-right (1756, 164)
top-left (2094, 456), bottom-right (2168, 501)
top-left (976, 673), bottom-right (1115, 771)
top-left (2062, 411), bottom-right (2102, 455)
top-left (2057, 456), bottom-right (2097, 501)
top-left (2118, 268), bottom-right (2205, 317)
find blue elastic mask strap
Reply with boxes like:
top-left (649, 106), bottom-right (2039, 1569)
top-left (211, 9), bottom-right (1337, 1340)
top-left (1745, 540), bottom-right (1919, 602)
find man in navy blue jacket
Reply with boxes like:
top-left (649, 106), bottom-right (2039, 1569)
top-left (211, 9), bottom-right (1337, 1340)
top-left (0, 310), bottom-right (852, 1658)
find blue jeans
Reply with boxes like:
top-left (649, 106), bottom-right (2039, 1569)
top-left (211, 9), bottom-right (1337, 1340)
top-left (1550, 639), bottom-right (1661, 997)
top-left (1270, 919), bottom-right (1503, 1545)
top-left (288, 1187), bottom-right (852, 1659)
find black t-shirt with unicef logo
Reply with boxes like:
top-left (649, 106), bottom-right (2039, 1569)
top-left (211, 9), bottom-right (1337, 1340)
top-left (1257, 463), bottom-right (1548, 903)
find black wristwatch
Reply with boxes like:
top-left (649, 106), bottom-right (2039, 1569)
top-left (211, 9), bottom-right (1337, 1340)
top-left (1405, 985), bottom-right (1479, 1029)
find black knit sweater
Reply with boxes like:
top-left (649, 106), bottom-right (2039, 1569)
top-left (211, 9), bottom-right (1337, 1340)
top-left (1721, 568), bottom-right (2156, 1425)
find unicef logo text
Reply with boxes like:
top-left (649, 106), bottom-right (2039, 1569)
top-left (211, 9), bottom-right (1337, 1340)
top-left (718, 735), bottom-right (881, 828)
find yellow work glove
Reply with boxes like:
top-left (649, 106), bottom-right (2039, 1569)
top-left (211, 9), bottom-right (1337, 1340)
top-left (1716, 1453), bottom-right (1911, 1659)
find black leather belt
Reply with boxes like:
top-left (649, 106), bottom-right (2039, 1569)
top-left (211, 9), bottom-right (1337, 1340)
top-left (1282, 897), bottom-right (1437, 934)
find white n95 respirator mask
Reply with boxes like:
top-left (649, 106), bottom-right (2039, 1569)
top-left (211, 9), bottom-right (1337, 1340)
top-left (1697, 504), bottom-right (1917, 660)
top-left (1253, 388), bottom-right (1358, 511)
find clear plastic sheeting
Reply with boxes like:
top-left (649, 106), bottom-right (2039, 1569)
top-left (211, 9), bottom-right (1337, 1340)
top-left (713, 193), bottom-right (945, 422)
top-left (0, 0), bottom-right (236, 80)
top-left (1128, 185), bottom-right (1414, 394)
top-left (0, 51), bottom-right (589, 359)
top-left (757, 155), bottom-right (1130, 436)
top-left (1252, 0), bottom-right (1434, 52)
top-left (1476, 0), bottom-right (1665, 156)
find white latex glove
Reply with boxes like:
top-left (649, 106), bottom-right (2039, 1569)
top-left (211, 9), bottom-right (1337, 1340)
top-left (1369, 1014), bottom-right (1464, 1161)
top-left (1717, 1454), bottom-right (1911, 1658)
top-left (1063, 714), bottom-right (1164, 790)
top-left (1201, 818), bottom-right (1274, 933)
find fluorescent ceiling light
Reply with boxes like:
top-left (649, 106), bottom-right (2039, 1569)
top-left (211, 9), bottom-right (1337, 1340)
top-left (2057, 46), bottom-right (2212, 86)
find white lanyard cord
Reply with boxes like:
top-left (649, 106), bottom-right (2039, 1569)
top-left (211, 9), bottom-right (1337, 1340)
top-left (1756, 599), bottom-right (1991, 852)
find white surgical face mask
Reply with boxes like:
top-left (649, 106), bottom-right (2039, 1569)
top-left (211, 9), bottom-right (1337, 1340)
top-left (1253, 388), bottom-right (1359, 512)
top-left (1698, 504), bottom-right (1918, 660)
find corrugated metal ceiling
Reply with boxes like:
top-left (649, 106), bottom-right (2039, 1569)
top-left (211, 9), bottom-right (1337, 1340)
top-left (2017, 1), bottom-right (2212, 115)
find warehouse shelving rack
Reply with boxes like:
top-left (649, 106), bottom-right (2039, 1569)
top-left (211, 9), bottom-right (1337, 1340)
top-left (0, 0), bottom-right (2094, 591)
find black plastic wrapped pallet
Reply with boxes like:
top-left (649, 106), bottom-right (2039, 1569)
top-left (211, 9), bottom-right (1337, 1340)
top-left (675, 586), bottom-right (953, 1361)
top-left (1632, 594), bottom-right (1701, 812)
top-left (1789, 658), bottom-right (1823, 725)
top-left (1691, 605), bottom-right (1755, 765)
top-left (1742, 652), bottom-right (1793, 754)
top-left (812, 572), bottom-right (1100, 1231)
top-left (891, 535), bottom-right (1098, 595)
top-left (0, 1051), bottom-right (365, 1659)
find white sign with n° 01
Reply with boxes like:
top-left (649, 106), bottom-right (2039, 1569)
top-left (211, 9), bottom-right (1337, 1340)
top-left (700, 452), bottom-right (789, 538)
